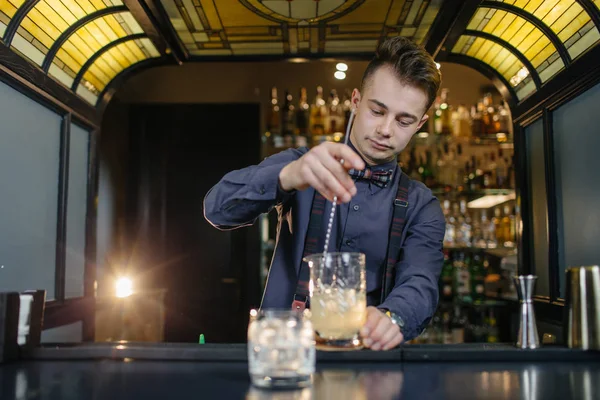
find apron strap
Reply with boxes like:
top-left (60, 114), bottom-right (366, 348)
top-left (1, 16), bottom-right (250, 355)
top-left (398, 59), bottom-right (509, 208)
top-left (380, 171), bottom-right (411, 304)
top-left (292, 190), bottom-right (326, 311)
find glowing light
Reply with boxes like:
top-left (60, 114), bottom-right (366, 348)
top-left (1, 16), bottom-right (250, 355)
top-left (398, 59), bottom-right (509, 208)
top-left (116, 277), bottom-right (133, 298)
top-left (336, 62), bottom-right (348, 71)
top-left (334, 71), bottom-right (346, 80)
top-left (435, 62), bottom-right (441, 69)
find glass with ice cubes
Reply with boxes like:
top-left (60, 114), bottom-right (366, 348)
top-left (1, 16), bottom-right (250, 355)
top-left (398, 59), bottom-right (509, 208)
top-left (304, 252), bottom-right (367, 351)
top-left (247, 309), bottom-right (315, 389)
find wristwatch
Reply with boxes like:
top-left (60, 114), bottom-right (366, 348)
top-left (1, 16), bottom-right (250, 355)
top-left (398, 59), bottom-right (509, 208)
top-left (381, 309), bottom-right (405, 331)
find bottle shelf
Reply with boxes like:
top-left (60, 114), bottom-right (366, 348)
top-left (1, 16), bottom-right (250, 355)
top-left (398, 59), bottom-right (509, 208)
top-left (444, 246), bottom-right (517, 258)
top-left (411, 134), bottom-right (514, 148)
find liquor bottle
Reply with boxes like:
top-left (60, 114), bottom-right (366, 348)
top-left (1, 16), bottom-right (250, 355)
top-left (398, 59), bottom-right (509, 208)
top-left (486, 309), bottom-right (499, 343)
top-left (295, 87), bottom-right (310, 147)
top-left (458, 199), bottom-right (472, 247)
top-left (493, 207), bottom-right (502, 245)
top-left (439, 89), bottom-right (452, 135)
top-left (281, 90), bottom-right (295, 147)
top-left (440, 250), bottom-right (454, 302)
top-left (429, 313), bottom-right (443, 344)
top-left (462, 252), bottom-right (473, 303)
top-left (420, 151), bottom-right (435, 187)
top-left (482, 153), bottom-right (492, 188)
top-left (450, 305), bottom-right (467, 343)
top-left (267, 87), bottom-right (282, 148)
top-left (471, 210), bottom-right (484, 248)
top-left (452, 104), bottom-right (471, 138)
top-left (443, 200), bottom-right (456, 248)
top-left (488, 152), bottom-right (498, 189)
top-left (471, 103), bottom-right (484, 137)
top-left (482, 93), bottom-right (496, 135)
top-left (482, 210), bottom-right (498, 248)
top-left (442, 310), bottom-right (452, 344)
top-left (433, 96), bottom-right (442, 135)
top-left (309, 86), bottom-right (327, 138)
top-left (451, 202), bottom-right (462, 246)
top-left (497, 102), bottom-right (511, 136)
top-left (501, 205), bottom-right (513, 247)
top-left (327, 89), bottom-right (344, 134)
top-left (470, 252), bottom-right (486, 303)
top-left (471, 309), bottom-right (488, 343)
top-left (342, 89), bottom-right (352, 133)
top-left (453, 252), bottom-right (471, 303)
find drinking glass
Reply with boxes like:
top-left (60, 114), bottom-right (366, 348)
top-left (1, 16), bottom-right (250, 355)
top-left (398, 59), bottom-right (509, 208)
top-left (304, 252), bottom-right (367, 350)
top-left (247, 309), bottom-right (315, 388)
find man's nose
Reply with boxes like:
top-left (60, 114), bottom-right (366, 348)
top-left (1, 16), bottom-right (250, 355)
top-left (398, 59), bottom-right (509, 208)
top-left (377, 117), bottom-right (395, 137)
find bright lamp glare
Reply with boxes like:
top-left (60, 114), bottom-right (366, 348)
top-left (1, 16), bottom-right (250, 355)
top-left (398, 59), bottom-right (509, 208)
top-left (336, 62), bottom-right (348, 71)
top-left (334, 71), bottom-right (346, 80)
top-left (116, 277), bottom-right (133, 298)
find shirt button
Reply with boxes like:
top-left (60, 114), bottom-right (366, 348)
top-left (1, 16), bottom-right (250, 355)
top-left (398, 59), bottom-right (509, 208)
top-left (345, 239), bottom-right (352, 246)
top-left (353, 205), bottom-right (360, 211)
top-left (260, 187), bottom-right (266, 195)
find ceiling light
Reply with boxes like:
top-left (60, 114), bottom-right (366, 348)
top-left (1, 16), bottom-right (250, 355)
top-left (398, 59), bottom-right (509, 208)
top-left (336, 62), bottom-right (348, 71)
top-left (334, 71), bottom-right (346, 80)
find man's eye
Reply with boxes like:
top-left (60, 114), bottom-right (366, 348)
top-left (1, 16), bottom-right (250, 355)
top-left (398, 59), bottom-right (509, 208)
top-left (371, 109), bottom-right (383, 116)
top-left (398, 120), bottom-right (412, 127)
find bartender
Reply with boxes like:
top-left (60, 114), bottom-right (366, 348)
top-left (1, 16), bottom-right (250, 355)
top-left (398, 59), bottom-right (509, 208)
top-left (204, 37), bottom-right (445, 351)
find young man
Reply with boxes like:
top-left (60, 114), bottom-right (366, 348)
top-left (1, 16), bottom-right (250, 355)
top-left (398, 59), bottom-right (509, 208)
top-left (204, 37), bottom-right (445, 351)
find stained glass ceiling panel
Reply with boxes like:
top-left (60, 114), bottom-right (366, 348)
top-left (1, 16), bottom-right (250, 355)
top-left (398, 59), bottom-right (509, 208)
top-left (466, 7), bottom-right (564, 83)
top-left (1, 0), bottom-right (160, 105)
top-left (76, 37), bottom-right (158, 104)
top-left (0, 0), bottom-right (25, 37)
top-left (492, 0), bottom-right (600, 59)
top-left (9, 0), bottom-right (122, 64)
top-left (452, 34), bottom-right (536, 100)
top-left (160, 0), bottom-right (444, 56)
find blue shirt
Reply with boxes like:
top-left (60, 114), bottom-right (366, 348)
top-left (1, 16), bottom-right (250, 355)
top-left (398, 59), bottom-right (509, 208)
top-left (203, 144), bottom-right (445, 340)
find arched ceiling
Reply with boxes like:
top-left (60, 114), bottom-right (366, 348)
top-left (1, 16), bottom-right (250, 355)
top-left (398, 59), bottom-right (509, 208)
top-left (0, 0), bottom-right (599, 110)
top-left (450, 0), bottom-right (600, 101)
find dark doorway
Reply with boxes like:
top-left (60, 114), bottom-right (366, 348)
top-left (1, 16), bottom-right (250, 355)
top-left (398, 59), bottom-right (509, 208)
top-left (126, 103), bottom-right (262, 343)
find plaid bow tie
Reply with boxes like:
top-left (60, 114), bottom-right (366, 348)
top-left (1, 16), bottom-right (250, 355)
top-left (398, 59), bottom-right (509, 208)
top-left (348, 168), bottom-right (393, 188)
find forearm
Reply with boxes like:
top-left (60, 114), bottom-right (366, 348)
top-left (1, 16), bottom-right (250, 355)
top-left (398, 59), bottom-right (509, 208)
top-left (203, 148), bottom-right (305, 230)
top-left (379, 195), bottom-right (445, 340)
top-left (378, 265), bottom-right (440, 341)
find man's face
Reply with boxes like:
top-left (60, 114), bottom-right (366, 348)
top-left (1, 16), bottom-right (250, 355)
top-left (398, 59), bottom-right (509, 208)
top-left (350, 65), bottom-right (429, 166)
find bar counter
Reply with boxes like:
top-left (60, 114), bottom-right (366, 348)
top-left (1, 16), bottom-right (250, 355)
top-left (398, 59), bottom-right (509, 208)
top-left (1, 343), bottom-right (599, 399)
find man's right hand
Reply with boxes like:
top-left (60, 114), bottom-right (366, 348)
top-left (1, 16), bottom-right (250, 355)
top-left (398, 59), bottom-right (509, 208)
top-left (278, 142), bottom-right (365, 203)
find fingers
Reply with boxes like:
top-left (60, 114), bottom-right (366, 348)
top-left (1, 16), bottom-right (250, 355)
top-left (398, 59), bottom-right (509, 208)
top-left (360, 306), bottom-right (381, 338)
top-left (319, 153), bottom-right (357, 199)
top-left (300, 162), bottom-right (335, 202)
top-left (360, 307), bottom-right (404, 351)
top-left (298, 143), bottom-right (363, 203)
top-left (382, 331), bottom-right (404, 351)
top-left (328, 143), bottom-right (365, 171)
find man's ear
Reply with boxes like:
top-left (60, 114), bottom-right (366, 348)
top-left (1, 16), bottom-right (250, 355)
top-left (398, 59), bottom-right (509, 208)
top-left (351, 88), bottom-right (361, 112)
top-left (416, 114), bottom-right (429, 131)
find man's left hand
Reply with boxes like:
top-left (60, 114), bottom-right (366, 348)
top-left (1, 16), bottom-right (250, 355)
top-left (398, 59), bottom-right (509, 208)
top-left (360, 306), bottom-right (404, 351)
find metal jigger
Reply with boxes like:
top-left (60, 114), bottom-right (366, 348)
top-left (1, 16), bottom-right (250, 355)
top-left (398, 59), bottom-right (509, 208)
top-left (514, 275), bottom-right (540, 349)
